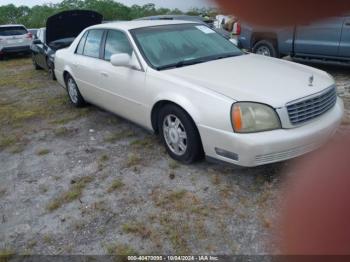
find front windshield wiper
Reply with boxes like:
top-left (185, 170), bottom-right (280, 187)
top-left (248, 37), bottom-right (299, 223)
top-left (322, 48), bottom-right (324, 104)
top-left (156, 53), bottom-right (241, 71)
top-left (157, 58), bottom-right (206, 70)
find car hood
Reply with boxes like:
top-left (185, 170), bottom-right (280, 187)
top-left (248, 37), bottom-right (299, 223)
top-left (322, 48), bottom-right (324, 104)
top-left (46, 10), bottom-right (103, 46)
top-left (163, 54), bottom-right (334, 108)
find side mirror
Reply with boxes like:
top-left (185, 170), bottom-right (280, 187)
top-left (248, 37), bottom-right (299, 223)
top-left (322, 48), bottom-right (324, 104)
top-left (33, 39), bottom-right (41, 44)
top-left (110, 53), bottom-right (131, 67)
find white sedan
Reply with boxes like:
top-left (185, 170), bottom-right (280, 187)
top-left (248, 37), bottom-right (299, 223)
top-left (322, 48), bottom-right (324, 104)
top-left (54, 20), bottom-right (344, 167)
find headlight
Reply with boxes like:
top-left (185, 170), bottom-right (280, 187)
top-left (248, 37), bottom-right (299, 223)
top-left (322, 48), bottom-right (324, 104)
top-left (49, 53), bottom-right (55, 60)
top-left (231, 102), bottom-right (281, 133)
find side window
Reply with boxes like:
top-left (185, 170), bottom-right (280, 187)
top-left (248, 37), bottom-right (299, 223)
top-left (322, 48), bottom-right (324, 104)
top-left (83, 29), bottom-right (104, 58)
top-left (104, 30), bottom-right (133, 61)
top-left (76, 31), bottom-right (88, 55)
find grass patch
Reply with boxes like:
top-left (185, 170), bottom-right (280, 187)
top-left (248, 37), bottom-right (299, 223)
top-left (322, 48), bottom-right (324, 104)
top-left (50, 108), bottom-right (92, 125)
top-left (159, 215), bottom-right (190, 254)
top-left (0, 136), bottom-right (17, 150)
top-left (122, 222), bottom-right (151, 239)
top-left (98, 154), bottom-right (109, 171)
top-left (107, 179), bottom-right (124, 193)
top-left (46, 175), bottom-right (94, 211)
top-left (126, 153), bottom-right (141, 168)
top-left (0, 188), bottom-right (6, 198)
top-left (0, 249), bottom-right (15, 260)
top-left (169, 159), bottom-right (180, 169)
top-left (26, 239), bottom-right (37, 249)
top-left (54, 127), bottom-right (74, 137)
top-left (130, 136), bottom-right (156, 149)
top-left (105, 243), bottom-right (138, 255)
top-left (104, 130), bottom-right (135, 143)
top-left (0, 58), bottom-right (32, 70)
top-left (42, 234), bottom-right (53, 245)
top-left (36, 148), bottom-right (50, 156)
top-left (0, 68), bottom-right (45, 90)
top-left (0, 103), bottom-right (42, 126)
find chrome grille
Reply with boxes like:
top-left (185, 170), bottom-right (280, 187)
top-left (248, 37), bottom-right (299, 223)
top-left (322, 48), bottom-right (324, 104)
top-left (287, 87), bottom-right (337, 125)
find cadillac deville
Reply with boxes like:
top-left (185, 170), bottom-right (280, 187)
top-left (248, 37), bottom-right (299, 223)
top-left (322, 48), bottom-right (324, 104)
top-left (54, 20), bottom-right (344, 167)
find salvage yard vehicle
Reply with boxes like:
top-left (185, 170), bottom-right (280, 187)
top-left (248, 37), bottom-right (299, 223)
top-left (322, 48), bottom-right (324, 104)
top-left (239, 14), bottom-right (350, 64)
top-left (54, 20), bottom-right (344, 167)
top-left (31, 10), bottom-right (103, 80)
top-left (0, 24), bottom-right (32, 59)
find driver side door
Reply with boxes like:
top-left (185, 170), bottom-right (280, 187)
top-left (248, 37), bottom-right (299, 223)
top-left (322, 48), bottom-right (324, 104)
top-left (97, 29), bottom-right (149, 127)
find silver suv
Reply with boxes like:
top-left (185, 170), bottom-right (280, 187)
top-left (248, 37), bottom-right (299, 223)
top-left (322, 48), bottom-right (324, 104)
top-left (0, 24), bottom-right (32, 58)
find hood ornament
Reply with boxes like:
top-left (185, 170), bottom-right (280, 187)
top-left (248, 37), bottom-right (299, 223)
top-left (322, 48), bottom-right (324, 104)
top-left (309, 75), bottom-right (314, 86)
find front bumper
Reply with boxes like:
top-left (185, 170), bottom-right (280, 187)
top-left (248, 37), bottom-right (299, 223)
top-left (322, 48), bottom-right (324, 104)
top-left (0, 45), bottom-right (31, 54)
top-left (199, 98), bottom-right (344, 167)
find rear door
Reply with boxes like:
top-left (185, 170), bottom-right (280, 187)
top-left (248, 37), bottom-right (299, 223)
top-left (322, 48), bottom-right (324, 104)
top-left (294, 17), bottom-right (343, 57)
top-left (338, 16), bottom-right (350, 58)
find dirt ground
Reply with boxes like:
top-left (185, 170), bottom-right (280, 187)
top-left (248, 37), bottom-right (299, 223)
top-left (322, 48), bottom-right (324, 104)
top-left (0, 56), bottom-right (349, 256)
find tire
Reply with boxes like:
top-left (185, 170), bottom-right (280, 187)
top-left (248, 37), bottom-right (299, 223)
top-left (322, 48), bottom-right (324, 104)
top-left (48, 64), bottom-right (56, 80)
top-left (65, 74), bottom-right (86, 107)
top-left (158, 104), bottom-right (204, 164)
top-left (252, 40), bottom-right (278, 58)
top-left (32, 54), bottom-right (41, 70)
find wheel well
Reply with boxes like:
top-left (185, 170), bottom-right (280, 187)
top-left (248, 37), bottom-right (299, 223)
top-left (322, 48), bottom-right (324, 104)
top-left (63, 71), bottom-right (70, 83)
top-left (251, 32), bottom-right (278, 47)
top-left (151, 100), bottom-right (195, 134)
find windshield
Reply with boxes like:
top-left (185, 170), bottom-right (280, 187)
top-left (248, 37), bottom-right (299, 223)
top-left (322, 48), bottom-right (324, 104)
top-left (0, 26), bottom-right (27, 36)
top-left (131, 24), bottom-right (243, 70)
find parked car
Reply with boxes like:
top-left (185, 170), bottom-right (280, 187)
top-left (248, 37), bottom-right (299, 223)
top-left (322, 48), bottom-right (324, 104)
top-left (136, 15), bottom-right (232, 40)
top-left (31, 10), bottom-right (103, 80)
top-left (54, 21), bottom-right (344, 167)
top-left (0, 24), bottom-right (32, 59)
top-left (28, 28), bottom-right (39, 39)
top-left (239, 15), bottom-right (350, 63)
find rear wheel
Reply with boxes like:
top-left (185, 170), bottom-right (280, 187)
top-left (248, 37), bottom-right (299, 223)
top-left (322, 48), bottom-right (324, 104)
top-left (253, 40), bottom-right (278, 58)
top-left (65, 74), bottom-right (86, 107)
top-left (32, 54), bottom-right (41, 70)
top-left (158, 104), bottom-right (204, 164)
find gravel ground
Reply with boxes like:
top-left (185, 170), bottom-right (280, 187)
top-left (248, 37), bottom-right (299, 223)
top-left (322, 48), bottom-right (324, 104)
top-left (0, 56), bottom-right (349, 256)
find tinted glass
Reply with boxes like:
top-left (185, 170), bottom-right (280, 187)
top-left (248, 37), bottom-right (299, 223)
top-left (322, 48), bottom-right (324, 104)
top-left (132, 24), bottom-right (242, 70)
top-left (76, 31), bottom-right (88, 55)
top-left (0, 26), bottom-right (27, 36)
top-left (83, 30), bottom-right (103, 58)
top-left (104, 30), bottom-right (133, 61)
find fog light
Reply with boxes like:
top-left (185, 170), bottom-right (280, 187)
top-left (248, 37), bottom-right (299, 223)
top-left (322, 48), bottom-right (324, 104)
top-left (215, 148), bottom-right (239, 161)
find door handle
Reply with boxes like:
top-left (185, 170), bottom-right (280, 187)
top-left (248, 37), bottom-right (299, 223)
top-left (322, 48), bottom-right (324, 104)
top-left (100, 72), bottom-right (109, 77)
top-left (345, 22), bottom-right (350, 26)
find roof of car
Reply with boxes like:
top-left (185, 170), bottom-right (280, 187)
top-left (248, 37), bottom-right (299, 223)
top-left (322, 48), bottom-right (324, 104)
top-left (90, 20), bottom-right (198, 30)
top-left (0, 24), bottom-right (26, 28)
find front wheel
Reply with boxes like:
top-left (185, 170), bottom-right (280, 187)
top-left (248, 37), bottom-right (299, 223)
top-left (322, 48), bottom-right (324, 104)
top-left (252, 40), bottom-right (278, 58)
top-left (158, 104), bottom-right (204, 164)
top-left (47, 58), bottom-right (56, 80)
top-left (65, 74), bottom-right (86, 107)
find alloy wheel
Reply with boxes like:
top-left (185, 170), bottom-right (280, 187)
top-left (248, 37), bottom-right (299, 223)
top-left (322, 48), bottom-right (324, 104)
top-left (163, 114), bottom-right (188, 156)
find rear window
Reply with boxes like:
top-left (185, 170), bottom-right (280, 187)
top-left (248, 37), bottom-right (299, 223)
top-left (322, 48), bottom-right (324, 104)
top-left (0, 26), bottom-right (27, 36)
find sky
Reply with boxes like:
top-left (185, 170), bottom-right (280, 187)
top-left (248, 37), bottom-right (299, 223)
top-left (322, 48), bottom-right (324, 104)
top-left (0, 0), bottom-right (217, 10)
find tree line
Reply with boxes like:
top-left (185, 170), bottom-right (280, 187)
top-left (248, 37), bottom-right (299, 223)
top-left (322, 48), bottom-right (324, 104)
top-left (0, 0), bottom-right (218, 28)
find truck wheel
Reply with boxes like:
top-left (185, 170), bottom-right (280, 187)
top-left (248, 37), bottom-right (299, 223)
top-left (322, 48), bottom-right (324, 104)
top-left (253, 40), bottom-right (278, 58)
